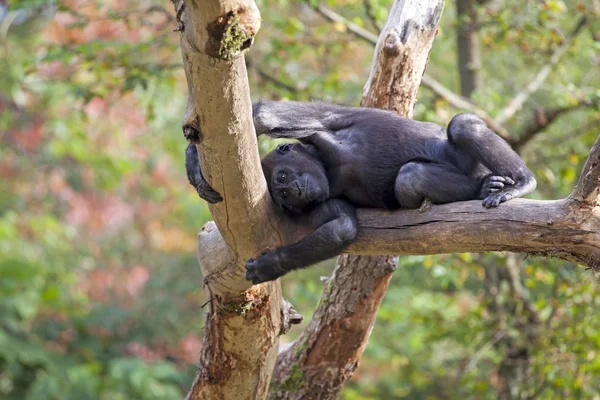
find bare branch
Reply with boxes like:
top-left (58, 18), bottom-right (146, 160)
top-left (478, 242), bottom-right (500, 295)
top-left (494, 17), bottom-right (588, 125)
top-left (340, 197), bottom-right (600, 269)
top-left (511, 99), bottom-right (598, 151)
top-left (312, 3), bottom-right (379, 44)
top-left (246, 58), bottom-right (304, 94)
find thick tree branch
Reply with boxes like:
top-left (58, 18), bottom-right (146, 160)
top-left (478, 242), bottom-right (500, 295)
top-left (342, 198), bottom-right (600, 268)
top-left (174, 0), bottom-right (296, 398)
top-left (494, 17), bottom-right (588, 125)
top-left (361, 0), bottom-right (444, 115)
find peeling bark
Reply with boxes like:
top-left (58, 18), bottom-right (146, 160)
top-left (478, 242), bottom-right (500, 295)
top-left (270, 255), bottom-right (397, 399)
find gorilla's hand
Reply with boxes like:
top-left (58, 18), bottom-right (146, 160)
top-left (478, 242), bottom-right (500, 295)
top-left (480, 175), bottom-right (516, 208)
top-left (185, 144), bottom-right (223, 204)
top-left (483, 191), bottom-right (514, 208)
top-left (193, 178), bottom-right (223, 204)
top-left (245, 249), bottom-right (286, 284)
top-left (480, 175), bottom-right (515, 195)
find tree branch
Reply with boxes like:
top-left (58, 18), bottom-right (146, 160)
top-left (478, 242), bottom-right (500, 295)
top-left (510, 99), bottom-right (598, 151)
top-left (270, 1), bottom-right (445, 398)
top-left (312, 3), bottom-right (379, 44)
top-left (343, 198), bottom-right (600, 269)
top-left (175, 0), bottom-right (294, 398)
top-left (494, 17), bottom-right (588, 125)
top-left (569, 131), bottom-right (600, 206)
top-left (246, 57), bottom-right (304, 94)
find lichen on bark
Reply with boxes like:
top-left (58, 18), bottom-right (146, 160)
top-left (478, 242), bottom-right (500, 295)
top-left (206, 9), bottom-right (257, 60)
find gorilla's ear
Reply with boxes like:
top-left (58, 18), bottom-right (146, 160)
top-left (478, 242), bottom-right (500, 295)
top-left (277, 143), bottom-right (292, 154)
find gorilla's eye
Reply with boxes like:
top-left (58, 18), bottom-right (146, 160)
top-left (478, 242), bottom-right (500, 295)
top-left (277, 172), bottom-right (287, 183)
top-left (277, 144), bottom-right (291, 154)
top-left (281, 190), bottom-right (288, 199)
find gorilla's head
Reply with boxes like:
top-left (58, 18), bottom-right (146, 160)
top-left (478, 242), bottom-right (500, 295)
top-left (261, 143), bottom-right (330, 214)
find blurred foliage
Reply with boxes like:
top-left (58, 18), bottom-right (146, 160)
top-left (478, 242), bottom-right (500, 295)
top-left (0, 0), bottom-right (599, 398)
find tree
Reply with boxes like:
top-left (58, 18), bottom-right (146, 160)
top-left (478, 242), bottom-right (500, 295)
top-left (176, 0), bottom-right (600, 398)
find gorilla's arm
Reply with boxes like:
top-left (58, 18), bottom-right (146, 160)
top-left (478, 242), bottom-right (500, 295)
top-left (244, 199), bottom-right (358, 284)
top-left (184, 100), bottom-right (356, 203)
top-left (253, 100), bottom-right (355, 139)
top-left (185, 143), bottom-right (223, 204)
top-left (446, 114), bottom-right (537, 208)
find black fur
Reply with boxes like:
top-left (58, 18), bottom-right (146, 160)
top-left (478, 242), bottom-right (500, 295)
top-left (185, 101), bottom-right (536, 284)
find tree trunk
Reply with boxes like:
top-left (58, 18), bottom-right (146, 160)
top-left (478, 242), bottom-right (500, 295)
top-left (270, 1), bottom-right (445, 398)
top-left (173, 1), bottom-right (298, 398)
top-left (456, 0), bottom-right (481, 98)
top-left (174, 0), bottom-right (600, 398)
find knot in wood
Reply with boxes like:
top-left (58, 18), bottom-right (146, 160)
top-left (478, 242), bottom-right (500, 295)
top-left (383, 31), bottom-right (402, 57)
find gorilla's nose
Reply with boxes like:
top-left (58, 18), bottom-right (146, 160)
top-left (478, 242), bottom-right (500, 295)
top-left (295, 182), bottom-right (303, 197)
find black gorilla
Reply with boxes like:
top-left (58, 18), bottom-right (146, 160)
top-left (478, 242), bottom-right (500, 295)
top-left (186, 101), bottom-right (536, 284)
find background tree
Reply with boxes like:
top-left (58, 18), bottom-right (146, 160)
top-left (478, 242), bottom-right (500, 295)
top-left (0, 0), bottom-right (598, 399)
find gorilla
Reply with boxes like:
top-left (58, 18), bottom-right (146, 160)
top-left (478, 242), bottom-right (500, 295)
top-left (185, 101), bottom-right (536, 284)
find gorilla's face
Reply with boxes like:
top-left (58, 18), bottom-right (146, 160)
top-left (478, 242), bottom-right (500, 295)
top-left (261, 143), bottom-right (330, 214)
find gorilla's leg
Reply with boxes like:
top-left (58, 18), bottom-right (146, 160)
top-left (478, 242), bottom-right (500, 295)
top-left (395, 162), bottom-right (481, 209)
top-left (447, 114), bottom-right (537, 208)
